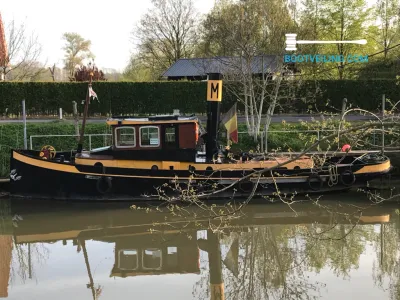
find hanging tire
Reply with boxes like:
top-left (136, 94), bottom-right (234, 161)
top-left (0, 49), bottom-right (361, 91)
top-left (339, 170), bottom-right (355, 186)
top-left (307, 174), bottom-right (323, 191)
top-left (96, 177), bottom-right (112, 194)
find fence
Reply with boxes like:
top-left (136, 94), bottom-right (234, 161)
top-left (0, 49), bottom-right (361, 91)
top-left (29, 134), bottom-right (112, 151)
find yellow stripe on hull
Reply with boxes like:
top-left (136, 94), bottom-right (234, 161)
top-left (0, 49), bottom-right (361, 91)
top-left (74, 157), bottom-right (314, 171)
top-left (354, 160), bottom-right (391, 174)
top-left (12, 151), bottom-right (391, 181)
top-left (13, 151), bottom-right (260, 180)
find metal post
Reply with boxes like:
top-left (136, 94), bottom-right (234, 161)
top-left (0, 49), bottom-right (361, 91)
top-left (337, 98), bottom-right (348, 149)
top-left (341, 98), bottom-right (347, 119)
top-left (89, 135), bottom-right (92, 151)
top-left (72, 101), bottom-right (79, 141)
top-left (260, 129), bottom-right (264, 153)
top-left (59, 108), bottom-right (62, 120)
top-left (28, 244), bottom-right (32, 279)
top-left (264, 124), bottom-right (268, 153)
top-left (22, 100), bottom-right (27, 150)
top-left (382, 94), bottom-right (385, 154)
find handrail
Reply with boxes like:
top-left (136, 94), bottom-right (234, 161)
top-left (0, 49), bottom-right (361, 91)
top-left (28, 129), bottom-right (382, 151)
top-left (29, 134), bottom-right (112, 150)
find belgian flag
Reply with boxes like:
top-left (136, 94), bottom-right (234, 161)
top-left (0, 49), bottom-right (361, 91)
top-left (221, 103), bottom-right (238, 143)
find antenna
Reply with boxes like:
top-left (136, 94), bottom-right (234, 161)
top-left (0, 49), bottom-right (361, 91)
top-left (285, 33), bottom-right (367, 51)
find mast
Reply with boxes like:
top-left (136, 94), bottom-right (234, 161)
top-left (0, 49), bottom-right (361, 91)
top-left (208, 230), bottom-right (225, 300)
top-left (206, 73), bottom-right (223, 162)
top-left (80, 239), bottom-right (97, 300)
top-left (77, 66), bottom-right (93, 154)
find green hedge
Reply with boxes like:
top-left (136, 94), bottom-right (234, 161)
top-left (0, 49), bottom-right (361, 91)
top-left (300, 80), bottom-right (397, 112)
top-left (0, 80), bottom-right (397, 117)
top-left (0, 82), bottom-right (212, 116)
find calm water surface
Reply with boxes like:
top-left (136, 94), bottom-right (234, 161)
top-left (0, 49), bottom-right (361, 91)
top-left (0, 195), bottom-right (399, 300)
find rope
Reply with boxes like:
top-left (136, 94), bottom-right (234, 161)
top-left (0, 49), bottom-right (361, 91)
top-left (328, 164), bottom-right (339, 187)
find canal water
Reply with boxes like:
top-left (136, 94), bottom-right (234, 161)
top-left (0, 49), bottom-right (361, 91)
top-left (0, 193), bottom-right (399, 300)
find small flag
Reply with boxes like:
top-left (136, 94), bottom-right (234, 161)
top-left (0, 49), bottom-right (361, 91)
top-left (221, 103), bottom-right (238, 143)
top-left (88, 86), bottom-right (98, 102)
top-left (222, 237), bottom-right (239, 277)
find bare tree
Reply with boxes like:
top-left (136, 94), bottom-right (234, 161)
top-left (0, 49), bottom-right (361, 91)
top-left (0, 18), bottom-right (45, 81)
top-left (132, 0), bottom-right (198, 78)
top-left (48, 63), bottom-right (56, 82)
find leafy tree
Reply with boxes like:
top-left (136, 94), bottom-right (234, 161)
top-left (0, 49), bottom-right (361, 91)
top-left (297, 0), bottom-right (375, 79)
top-left (198, 0), bottom-right (294, 57)
top-left (62, 32), bottom-right (93, 80)
top-left (297, 0), bottom-right (323, 78)
top-left (123, 54), bottom-right (153, 81)
top-left (375, 0), bottom-right (400, 59)
top-left (317, 0), bottom-right (372, 79)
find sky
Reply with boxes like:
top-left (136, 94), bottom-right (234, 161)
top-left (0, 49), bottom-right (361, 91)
top-left (1, 0), bottom-right (378, 73)
top-left (0, 0), bottom-right (216, 72)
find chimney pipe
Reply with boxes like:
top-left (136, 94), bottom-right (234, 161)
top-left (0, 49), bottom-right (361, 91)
top-left (206, 73), bottom-right (222, 162)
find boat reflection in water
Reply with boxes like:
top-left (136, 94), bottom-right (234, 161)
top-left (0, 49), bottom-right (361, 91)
top-left (0, 197), bottom-right (399, 300)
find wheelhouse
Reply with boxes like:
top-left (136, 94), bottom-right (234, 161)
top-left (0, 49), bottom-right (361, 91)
top-left (103, 115), bottom-right (204, 162)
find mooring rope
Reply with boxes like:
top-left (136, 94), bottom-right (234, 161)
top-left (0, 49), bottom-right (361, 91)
top-left (328, 164), bottom-right (339, 187)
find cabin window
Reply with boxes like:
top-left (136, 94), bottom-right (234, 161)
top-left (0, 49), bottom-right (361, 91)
top-left (140, 126), bottom-right (160, 147)
top-left (115, 127), bottom-right (136, 148)
top-left (167, 247), bottom-right (178, 267)
top-left (165, 126), bottom-right (176, 148)
top-left (142, 248), bottom-right (162, 270)
top-left (118, 249), bottom-right (138, 270)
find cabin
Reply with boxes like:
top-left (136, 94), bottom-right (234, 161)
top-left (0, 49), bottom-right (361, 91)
top-left (106, 235), bottom-right (200, 278)
top-left (83, 115), bottom-right (206, 163)
top-left (106, 115), bottom-right (201, 151)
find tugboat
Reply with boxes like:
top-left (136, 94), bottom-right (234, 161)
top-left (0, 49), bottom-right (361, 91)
top-left (9, 73), bottom-right (392, 201)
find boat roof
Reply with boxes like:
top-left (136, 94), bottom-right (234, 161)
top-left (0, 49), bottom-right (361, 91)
top-left (106, 115), bottom-right (199, 125)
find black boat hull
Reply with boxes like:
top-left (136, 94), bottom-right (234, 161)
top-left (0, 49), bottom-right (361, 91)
top-left (9, 149), bottom-right (392, 202)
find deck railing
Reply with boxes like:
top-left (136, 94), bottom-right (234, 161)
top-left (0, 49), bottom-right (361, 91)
top-left (29, 129), bottom-right (384, 152)
top-left (29, 134), bottom-right (113, 151)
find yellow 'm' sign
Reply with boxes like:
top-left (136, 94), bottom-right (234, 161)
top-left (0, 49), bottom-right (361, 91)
top-left (207, 80), bottom-right (222, 102)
